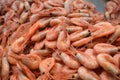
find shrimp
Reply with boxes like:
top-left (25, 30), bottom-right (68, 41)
top-left (39, 58), bottom-right (55, 79)
top-left (34, 40), bottom-right (45, 50)
top-left (10, 74), bottom-right (18, 80)
top-left (108, 25), bottom-right (120, 43)
top-left (66, 26), bottom-right (83, 34)
top-left (12, 66), bottom-right (29, 80)
top-left (46, 27), bottom-right (59, 41)
top-left (24, 0), bottom-right (30, 11)
top-left (58, 52), bottom-right (80, 69)
top-left (72, 36), bottom-right (93, 47)
top-left (70, 30), bottom-right (91, 42)
top-left (78, 66), bottom-right (100, 80)
top-left (52, 52), bottom-right (61, 61)
top-left (17, 61), bottom-right (36, 80)
top-left (57, 26), bottom-right (70, 51)
top-left (11, 0), bottom-right (24, 16)
top-left (73, 48), bottom-right (99, 69)
top-left (4, 9), bottom-right (15, 22)
top-left (30, 49), bottom-right (52, 56)
top-left (94, 43), bottom-right (119, 54)
top-left (1, 55), bottom-right (9, 80)
top-left (20, 53), bottom-right (41, 70)
top-left (92, 22), bottom-right (115, 39)
top-left (113, 53), bottom-right (120, 68)
top-left (30, 0), bottom-right (44, 13)
top-left (7, 55), bottom-right (17, 65)
top-left (68, 12), bottom-right (90, 18)
top-left (31, 29), bottom-right (49, 42)
top-left (19, 10), bottom-right (30, 24)
top-left (97, 53), bottom-right (120, 79)
top-left (45, 40), bottom-right (57, 49)
top-left (12, 18), bottom-right (52, 53)
top-left (100, 71), bottom-right (117, 80)
top-left (64, 0), bottom-right (74, 13)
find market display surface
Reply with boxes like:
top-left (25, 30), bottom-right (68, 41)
top-left (0, 0), bottom-right (120, 80)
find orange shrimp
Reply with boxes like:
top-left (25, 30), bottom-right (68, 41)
top-left (108, 25), bottom-right (120, 43)
top-left (30, 0), bottom-right (44, 13)
top-left (66, 26), bottom-right (83, 34)
top-left (31, 29), bottom-right (49, 42)
top-left (92, 22), bottom-right (115, 39)
top-left (39, 58), bottom-right (55, 79)
top-left (17, 61), bottom-right (36, 80)
top-left (70, 30), bottom-right (91, 42)
top-left (78, 66), bottom-right (100, 80)
top-left (34, 40), bottom-right (45, 50)
top-left (58, 52), bottom-right (80, 69)
top-left (45, 40), bottom-right (57, 49)
top-left (10, 74), bottom-right (18, 80)
top-left (7, 55), bottom-right (17, 65)
top-left (1, 55), bottom-right (10, 80)
top-left (20, 53), bottom-right (41, 70)
top-left (94, 43), bottom-right (119, 54)
top-left (46, 27), bottom-right (59, 41)
top-left (52, 52), bottom-right (61, 61)
top-left (73, 48), bottom-right (99, 69)
top-left (30, 49), bottom-right (52, 56)
top-left (97, 53), bottom-right (120, 79)
top-left (100, 71), bottom-right (117, 80)
top-left (57, 25), bottom-right (70, 51)
top-left (113, 53), bottom-right (120, 68)
top-left (12, 66), bottom-right (29, 80)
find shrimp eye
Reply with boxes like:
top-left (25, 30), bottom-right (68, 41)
top-left (41, 72), bottom-right (45, 75)
top-left (72, 75), bottom-right (75, 78)
top-left (50, 13), bottom-right (53, 16)
top-left (75, 53), bottom-right (77, 56)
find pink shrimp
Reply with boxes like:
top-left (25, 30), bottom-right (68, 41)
top-left (97, 53), bottom-right (120, 79)
top-left (94, 43), bottom-right (119, 54)
top-left (92, 22), bottom-right (115, 39)
top-left (34, 40), bottom-right (45, 50)
top-left (58, 52), bottom-right (80, 69)
top-left (30, 0), bottom-right (44, 13)
top-left (78, 66), bottom-right (100, 80)
top-left (17, 61), bottom-right (36, 80)
top-left (57, 25), bottom-right (70, 51)
top-left (64, 0), bottom-right (74, 13)
top-left (70, 30), bottom-right (91, 42)
top-left (30, 49), bottom-right (52, 56)
top-left (1, 55), bottom-right (10, 80)
top-left (100, 71), bottom-right (117, 80)
top-left (45, 40), bottom-right (57, 49)
top-left (113, 53), bottom-right (120, 68)
top-left (20, 53), bottom-right (41, 70)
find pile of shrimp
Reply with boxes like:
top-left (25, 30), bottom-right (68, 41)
top-left (0, 0), bottom-right (120, 80)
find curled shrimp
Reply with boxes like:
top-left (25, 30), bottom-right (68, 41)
top-left (31, 0), bottom-right (44, 13)
top-left (57, 25), bottom-right (70, 51)
top-left (78, 66), bottom-right (100, 80)
top-left (73, 48), bottom-right (99, 69)
top-left (94, 43), bottom-right (119, 54)
top-left (92, 22), bottom-right (115, 39)
top-left (46, 27), bottom-right (59, 41)
top-left (97, 53), bottom-right (120, 79)
top-left (58, 52), bottom-right (80, 69)
top-left (39, 57), bottom-right (55, 79)
top-left (20, 53), bottom-right (41, 70)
